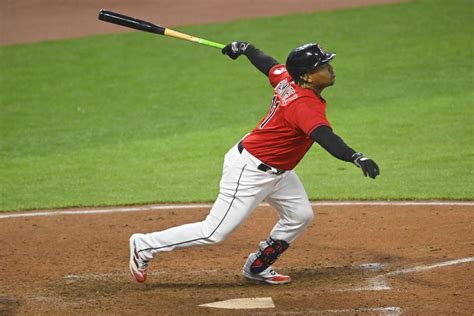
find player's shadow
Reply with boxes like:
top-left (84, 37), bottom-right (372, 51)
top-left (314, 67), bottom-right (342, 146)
top-left (143, 281), bottom-right (251, 290)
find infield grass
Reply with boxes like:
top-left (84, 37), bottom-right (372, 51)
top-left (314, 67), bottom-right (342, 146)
top-left (1, 0), bottom-right (473, 211)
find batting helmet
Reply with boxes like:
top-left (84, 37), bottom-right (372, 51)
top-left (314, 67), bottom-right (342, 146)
top-left (286, 43), bottom-right (336, 83)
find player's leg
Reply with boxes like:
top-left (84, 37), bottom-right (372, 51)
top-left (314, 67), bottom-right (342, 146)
top-left (242, 170), bottom-right (313, 284)
top-left (130, 187), bottom-right (263, 282)
top-left (265, 170), bottom-right (314, 242)
top-left (135, 174), bottom-right (267, 259)
top-left (130, 143), bottom-right (278, 282)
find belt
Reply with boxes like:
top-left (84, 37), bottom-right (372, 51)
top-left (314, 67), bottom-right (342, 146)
top-left (237, 142), bottom-right (286, 175)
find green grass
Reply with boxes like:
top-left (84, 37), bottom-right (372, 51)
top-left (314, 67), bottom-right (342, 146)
top-left (1, 0), bottom-right (473, 211)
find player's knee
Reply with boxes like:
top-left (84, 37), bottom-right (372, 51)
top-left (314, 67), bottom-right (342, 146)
top-left (206, 230), bottom-right (229, 244)
top-left (298, 206), bottom-right (314, 226)
top-left (204, 220), bottom-right (235, 244)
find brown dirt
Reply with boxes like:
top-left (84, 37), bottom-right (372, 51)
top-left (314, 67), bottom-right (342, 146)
top-left (0, 204), bottom-right (473, 315)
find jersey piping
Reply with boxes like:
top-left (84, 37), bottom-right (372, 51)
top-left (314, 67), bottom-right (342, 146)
top-left (138, 164), bottom-right (247, 252)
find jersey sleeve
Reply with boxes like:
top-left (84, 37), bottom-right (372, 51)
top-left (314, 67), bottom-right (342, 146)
top-left (268, 64), bottom-right (291, 87)
top-left (286, 99), bottom-right (331, 137)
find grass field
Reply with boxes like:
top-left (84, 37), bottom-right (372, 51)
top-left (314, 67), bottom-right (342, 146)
top-left (1, 0), bottom-right (472, 211)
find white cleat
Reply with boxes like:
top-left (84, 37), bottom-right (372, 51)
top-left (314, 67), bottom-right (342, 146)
top-left (242, 266), bottom-right (292, 285)
top-left (242, 252), bottom-right (291, 285)
top-left (129, 234), bottom-right (148, 283)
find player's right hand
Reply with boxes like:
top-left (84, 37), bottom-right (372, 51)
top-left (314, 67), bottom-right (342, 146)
top-left (222, 41), bottom-right (249, 60)
top-left (352, 153), bottom-right (380, 179)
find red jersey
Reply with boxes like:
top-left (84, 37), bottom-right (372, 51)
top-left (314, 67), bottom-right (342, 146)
top-left (242, 64), bottom-right (331, 170)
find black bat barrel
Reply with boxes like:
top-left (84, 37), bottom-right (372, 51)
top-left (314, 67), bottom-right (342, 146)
top-left (98, 10), bottom-right (165, 35)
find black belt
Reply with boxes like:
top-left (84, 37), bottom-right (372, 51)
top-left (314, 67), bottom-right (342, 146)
top-left (237, 142), bottom-right (286, 175)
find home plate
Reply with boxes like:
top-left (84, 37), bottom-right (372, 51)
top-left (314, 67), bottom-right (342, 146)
top-left (199, 297), bottom-right (275, 309)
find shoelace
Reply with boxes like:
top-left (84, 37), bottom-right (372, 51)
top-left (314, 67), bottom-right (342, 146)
top-left (139, 259), bottom-right (149, 269)
top-left (134, 249), bottom-right (149, 269)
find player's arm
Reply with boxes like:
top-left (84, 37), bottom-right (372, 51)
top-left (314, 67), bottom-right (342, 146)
top-left (310, 125), bottom-right (380, 179)
top-left (221, 41), bottom-right (279, 76)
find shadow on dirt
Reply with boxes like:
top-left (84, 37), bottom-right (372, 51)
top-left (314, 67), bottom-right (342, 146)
top-left (0, 296), bottom-right (21, 316)
top-left (55, 264), bottom-right (384, 295)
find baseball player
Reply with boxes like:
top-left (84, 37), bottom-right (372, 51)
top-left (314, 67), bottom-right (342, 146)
top-left (129, 41), bottom-right (379, 284)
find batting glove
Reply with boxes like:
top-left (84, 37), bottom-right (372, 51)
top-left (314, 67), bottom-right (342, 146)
top-left (352, 153), bottom-right (380, 179)
top-left (222, 41), bottom-right (250, 60)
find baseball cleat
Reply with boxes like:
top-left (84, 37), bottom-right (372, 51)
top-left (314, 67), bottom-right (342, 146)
top-left (242, 266), bottom-right (291, 285)
top-left (129, 234), bottom-right (149, 283)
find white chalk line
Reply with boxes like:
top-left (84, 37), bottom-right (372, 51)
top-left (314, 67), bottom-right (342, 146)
top-left (1, 201), bottom-right (473, 219)
top-left (0, 204), bottom-right (213, 219)
top-left (338, 256), bottom-right (474, 292)
top-left (385, 256), bottom-right (474, 276)
top-left (64, 269), bottom-right (219, 282)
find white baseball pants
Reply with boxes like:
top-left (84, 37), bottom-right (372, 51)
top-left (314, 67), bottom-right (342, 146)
top-left (135, 142), bottom-right (314, 260)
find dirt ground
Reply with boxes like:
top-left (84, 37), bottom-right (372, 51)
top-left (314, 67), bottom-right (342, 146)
top-left (0, 204), bottom-right (473, 315)
top-left (2, 0), bottom-right (473, 315)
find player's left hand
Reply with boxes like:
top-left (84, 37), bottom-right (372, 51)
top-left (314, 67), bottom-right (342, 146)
top-left (222, 41), bottom-right (250, 60)
top-left (352, 153), bottom-right (380, 179)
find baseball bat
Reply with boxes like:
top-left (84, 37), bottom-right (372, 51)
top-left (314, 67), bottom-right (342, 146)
top-left (98, 10), bottom-right (225, 49)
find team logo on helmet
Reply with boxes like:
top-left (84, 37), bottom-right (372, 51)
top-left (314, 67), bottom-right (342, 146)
top-left (294, 43), bottom-right (316, 52)
top-left (316, 44), bottom-right (325, 54)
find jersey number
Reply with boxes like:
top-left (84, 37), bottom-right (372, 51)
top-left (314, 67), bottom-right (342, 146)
top-left (259, 95), bottom-right (280, 129)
